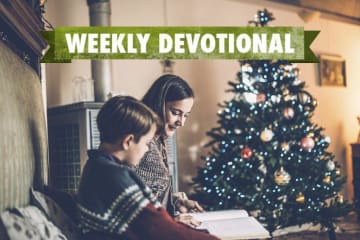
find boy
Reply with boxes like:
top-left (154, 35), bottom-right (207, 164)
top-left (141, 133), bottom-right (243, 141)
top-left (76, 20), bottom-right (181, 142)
top-left (77, 96), bottom-right (219, 240)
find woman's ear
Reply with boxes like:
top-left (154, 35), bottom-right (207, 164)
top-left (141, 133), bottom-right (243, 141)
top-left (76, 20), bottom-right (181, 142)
top-left (120, 134), bottom-right (134, 150)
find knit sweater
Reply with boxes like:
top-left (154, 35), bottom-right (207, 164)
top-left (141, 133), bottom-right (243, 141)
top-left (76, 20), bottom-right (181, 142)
top-left (77, 150), bottom-right (219, 240)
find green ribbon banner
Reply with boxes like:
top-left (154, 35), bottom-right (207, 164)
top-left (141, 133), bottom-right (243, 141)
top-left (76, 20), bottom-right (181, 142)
top-left (40, 27), bottom-right (319, 63)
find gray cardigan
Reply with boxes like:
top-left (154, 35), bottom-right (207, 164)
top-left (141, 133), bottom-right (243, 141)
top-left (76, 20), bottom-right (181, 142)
top-left (134, 137), bottom-right (176, 215)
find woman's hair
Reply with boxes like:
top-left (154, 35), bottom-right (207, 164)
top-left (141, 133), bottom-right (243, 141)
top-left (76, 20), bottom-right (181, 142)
top-left (97, 95), bottom-right (160, 144)
top-left (142, 74), bottom-right (194, 122)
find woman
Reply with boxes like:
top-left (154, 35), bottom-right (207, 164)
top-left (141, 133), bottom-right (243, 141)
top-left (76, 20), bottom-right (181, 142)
top-left (135, 74), bottom-right (203, 216)
top-left (77, 96), bottom-right (218, 240)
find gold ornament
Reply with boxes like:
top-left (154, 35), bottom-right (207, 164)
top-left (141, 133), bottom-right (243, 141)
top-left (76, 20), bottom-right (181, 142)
top-left (335, 167), bottom-right (341, 175)
top-left (296, 192), bottom-right (305, 203)
top-left (284, 95), bottom-right (292, 102)
top-left (281, 142), bottom-right (290, 152)
top-left (307, 132), bottom-right (314, 138)
top-left (335, 194), bottom-right (344, 204)
top-left (274, 167), bottom-right (291, 186)
top-left (323, 175), bottom-right (331, 184)
top-left (312, 99), bottom-right (318, 107)
top-left (260, 128), bottom-right (274, 142)
top-left (283, 88), bottom-right (290, 95)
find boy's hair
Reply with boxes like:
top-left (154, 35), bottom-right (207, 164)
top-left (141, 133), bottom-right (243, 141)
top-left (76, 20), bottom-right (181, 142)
top-left (142, 74), bottom-right (194, 123)
top-left (97, 95), bottom-right (160, 144)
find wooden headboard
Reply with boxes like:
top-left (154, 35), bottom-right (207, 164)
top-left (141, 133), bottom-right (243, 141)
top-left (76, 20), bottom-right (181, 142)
top-left (0, 41), bottom-right (48, 212)
top-left (0, 0), bottom-right (48, 212)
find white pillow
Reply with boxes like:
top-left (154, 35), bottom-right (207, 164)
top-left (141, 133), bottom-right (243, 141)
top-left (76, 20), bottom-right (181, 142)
top-left (1, 206), bottom-right (67, 240)
top-left (30, 189), bottom-right (79, 240)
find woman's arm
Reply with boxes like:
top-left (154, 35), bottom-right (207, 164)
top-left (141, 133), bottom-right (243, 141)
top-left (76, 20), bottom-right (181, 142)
top-left (173, 192), bottom-right (204, 213)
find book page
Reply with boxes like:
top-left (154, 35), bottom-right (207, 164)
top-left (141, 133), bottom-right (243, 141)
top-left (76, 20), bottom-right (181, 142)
top-left (199, 217), bottom-right (270, 240)
top-left (185, 209), bottom-right (249, 222)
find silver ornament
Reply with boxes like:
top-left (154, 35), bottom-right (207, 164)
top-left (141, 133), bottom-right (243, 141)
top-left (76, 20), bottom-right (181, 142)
top-left (244, 92), bottom-right (257, 104)
top-left (298, 92), bottom-right (311, 104)
top-left (292, 79), bottom-right (302, 85)
top-left (327, 160), bottom-right (335, 171)
top-left (234, 129), bottom-right (242, 134)
top-left (258, 164), bottom-right (267, 174)
top-left (324, 136), bottom-right (331, 144)
top-left (271, 95), bottom-right (281, 103)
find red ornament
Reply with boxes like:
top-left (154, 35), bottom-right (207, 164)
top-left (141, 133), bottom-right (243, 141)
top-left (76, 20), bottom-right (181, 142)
top-left (241, 147), bottom-right (253, 158)
top-left (283, 107), bottom-right (295, 119)
top-left (256, 93), bottom-right (266, 103)
top-left (300, 137), bottom-right (315, 150)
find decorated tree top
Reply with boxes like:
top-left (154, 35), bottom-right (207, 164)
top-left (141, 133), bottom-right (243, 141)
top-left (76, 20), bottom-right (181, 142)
top-left (248, 9), bottom-right (275, 26)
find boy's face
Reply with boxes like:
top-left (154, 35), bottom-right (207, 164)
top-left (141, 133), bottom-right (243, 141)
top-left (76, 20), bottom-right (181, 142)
top-left (127, 124), bottom-right (156, 166)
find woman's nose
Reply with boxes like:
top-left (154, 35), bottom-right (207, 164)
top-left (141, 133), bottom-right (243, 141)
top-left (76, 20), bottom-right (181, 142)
top-left (175, 115), bottom-right (185, 126)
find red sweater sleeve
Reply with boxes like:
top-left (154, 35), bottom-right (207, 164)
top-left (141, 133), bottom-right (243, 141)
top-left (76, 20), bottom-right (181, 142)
top-left (122, 203), bottom-right (220, 240)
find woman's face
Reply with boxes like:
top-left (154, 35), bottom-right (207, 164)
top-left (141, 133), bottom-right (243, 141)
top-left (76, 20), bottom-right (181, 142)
top-left (164, 97), bottom-right (194, 137)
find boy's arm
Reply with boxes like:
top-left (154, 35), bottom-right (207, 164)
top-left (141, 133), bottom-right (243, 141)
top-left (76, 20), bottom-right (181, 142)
top-left (122, 203), bottom-right (219, 240)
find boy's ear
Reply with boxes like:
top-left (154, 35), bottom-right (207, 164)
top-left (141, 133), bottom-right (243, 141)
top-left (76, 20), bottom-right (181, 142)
top-left (121, 134), bottom-right (134, 150)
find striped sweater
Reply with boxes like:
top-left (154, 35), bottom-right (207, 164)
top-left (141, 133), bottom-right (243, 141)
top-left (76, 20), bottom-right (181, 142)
top-left (77, 150), bottom-right (219, 240)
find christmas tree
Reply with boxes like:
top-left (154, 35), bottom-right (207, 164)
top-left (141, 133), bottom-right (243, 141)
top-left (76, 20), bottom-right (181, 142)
top-left (192, 9), bottom-right (352, 239)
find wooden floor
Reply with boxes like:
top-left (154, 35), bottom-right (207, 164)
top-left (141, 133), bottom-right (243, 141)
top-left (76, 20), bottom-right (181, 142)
top-left (273, 212), bottom-right (360, 240)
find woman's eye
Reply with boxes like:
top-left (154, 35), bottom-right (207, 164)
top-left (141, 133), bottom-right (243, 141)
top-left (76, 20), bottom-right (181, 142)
top-left (171, 110), bottom-right (181, 116)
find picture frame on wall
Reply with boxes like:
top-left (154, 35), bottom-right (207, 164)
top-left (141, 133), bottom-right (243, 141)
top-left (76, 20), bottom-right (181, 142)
top-left (319, 54), bottom-right (346, 87)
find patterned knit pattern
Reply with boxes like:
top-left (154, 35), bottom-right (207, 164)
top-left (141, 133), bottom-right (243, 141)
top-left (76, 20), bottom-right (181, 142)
top-left (77, 150), bottom-right (161, 236)
top-left (134, 137), bottom-right (171, 207)
top-left (79, 185), bottom-right (150, 234)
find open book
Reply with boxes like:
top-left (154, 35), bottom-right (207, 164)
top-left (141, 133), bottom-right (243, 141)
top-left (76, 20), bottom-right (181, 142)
top-left (183, 209), bottom-right (270, 240)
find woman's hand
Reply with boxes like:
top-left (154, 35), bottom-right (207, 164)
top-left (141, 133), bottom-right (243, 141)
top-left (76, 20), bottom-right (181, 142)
top-left (176, 199), bottom-right (204, 213)
top-left (174, 214), bottom-right (201, 228)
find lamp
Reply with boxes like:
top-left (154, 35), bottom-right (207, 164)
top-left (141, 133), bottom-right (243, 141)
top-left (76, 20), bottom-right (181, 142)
top-left (160, 59), bottom-right (175, 73)
top-left (159, 0), bottom-right (175, 73)
top-left (297, 9), bottom-right (321, 23)
top-left (357, 115), bottom-right (360, 142)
